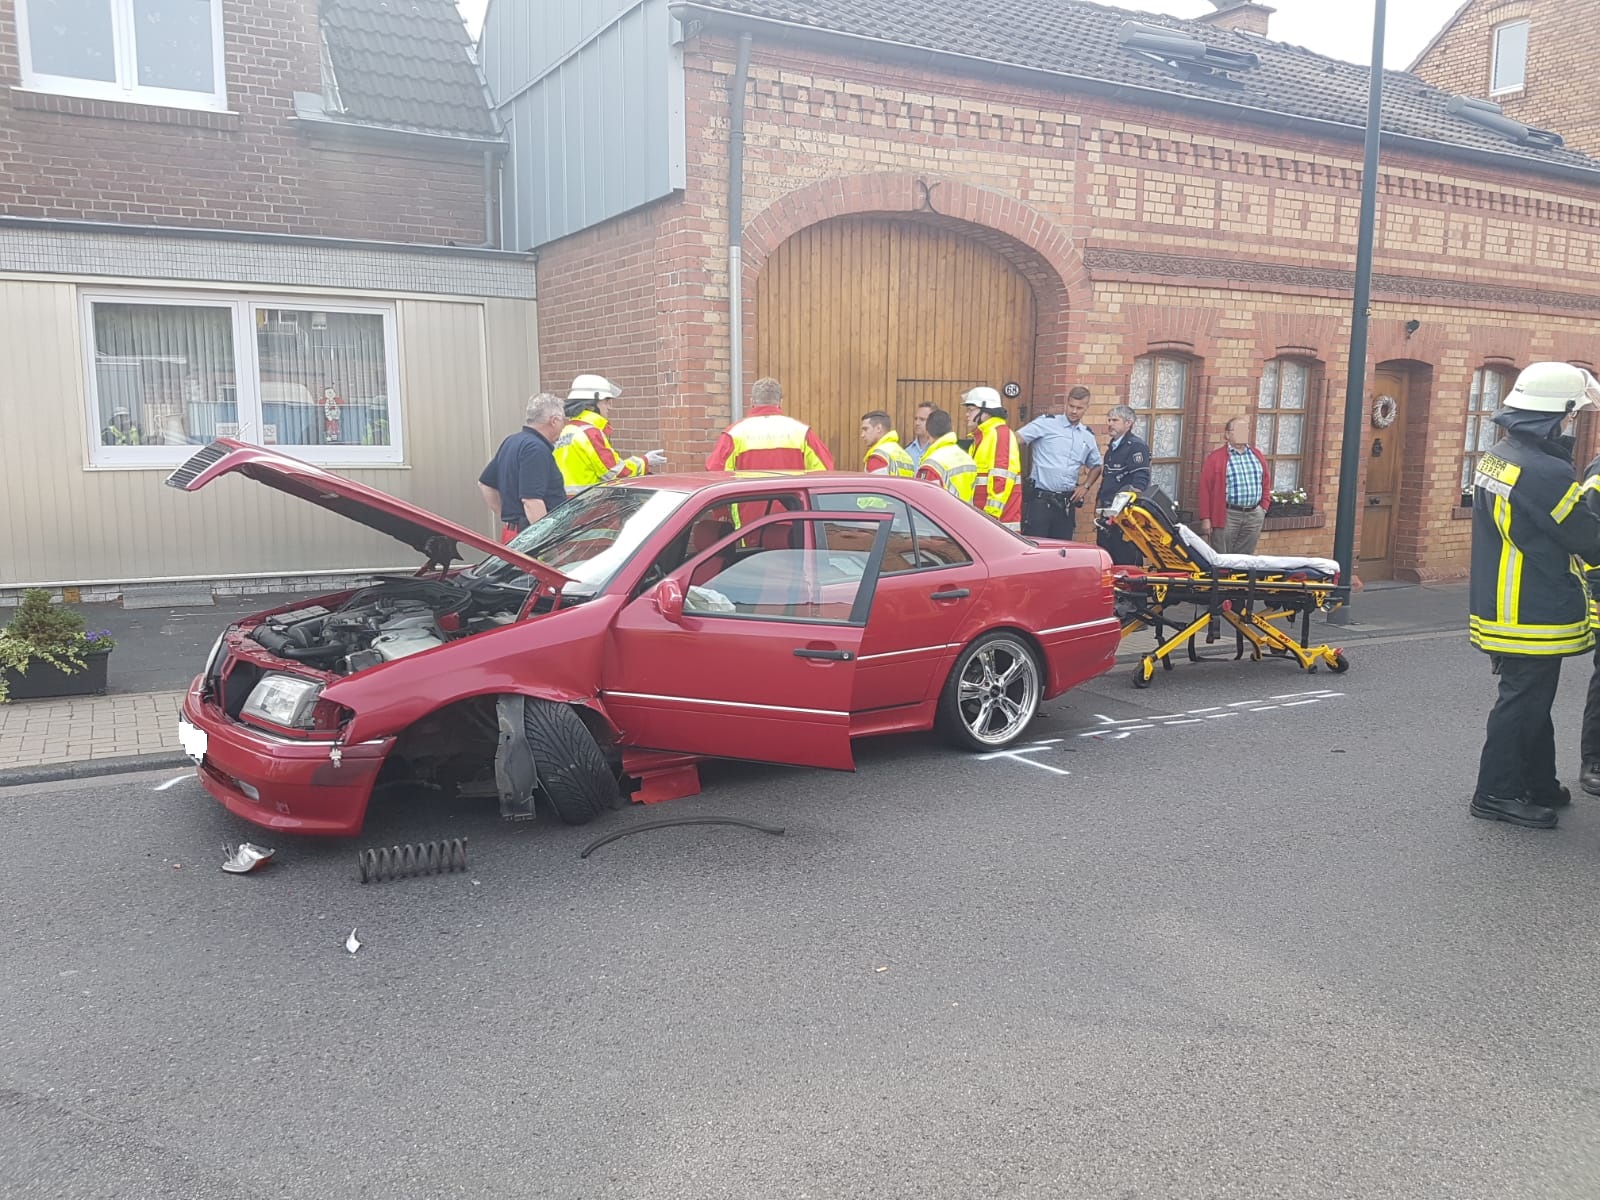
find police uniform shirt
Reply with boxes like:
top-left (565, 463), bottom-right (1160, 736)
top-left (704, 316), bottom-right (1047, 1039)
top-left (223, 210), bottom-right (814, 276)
top-left (1017, 415), bottom-right (1102, 493)
top-left (1099, 432), bottom-right (1152, 504)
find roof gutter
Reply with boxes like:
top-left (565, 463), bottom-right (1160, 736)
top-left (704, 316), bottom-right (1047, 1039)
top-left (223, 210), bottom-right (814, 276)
top-left (668, 3), bottom-right (1600, 189)
top-left (292, 93), bottom-right (508, 153)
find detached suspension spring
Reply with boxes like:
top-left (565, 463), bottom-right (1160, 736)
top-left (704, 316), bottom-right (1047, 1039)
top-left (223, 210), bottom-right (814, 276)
top-left (357, 838), bottom-right (469, 884)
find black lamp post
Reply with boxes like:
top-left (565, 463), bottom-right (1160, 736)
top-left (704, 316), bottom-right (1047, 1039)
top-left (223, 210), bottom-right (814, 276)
top-left (1329, 0), bottom-right (1387, 619)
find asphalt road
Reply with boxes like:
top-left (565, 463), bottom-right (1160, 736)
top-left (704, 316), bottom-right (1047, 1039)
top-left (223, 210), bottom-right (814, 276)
top-left (4, 629), bottom-right (1600, 1199)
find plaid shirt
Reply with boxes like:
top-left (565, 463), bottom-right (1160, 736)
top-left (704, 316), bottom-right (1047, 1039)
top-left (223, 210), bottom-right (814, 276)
top-left (1224, 444), bottom-right (1265, 507)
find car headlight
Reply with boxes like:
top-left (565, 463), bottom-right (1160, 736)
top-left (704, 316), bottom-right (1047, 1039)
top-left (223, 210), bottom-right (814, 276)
top-left (241, 673), bottom-right (324, 728)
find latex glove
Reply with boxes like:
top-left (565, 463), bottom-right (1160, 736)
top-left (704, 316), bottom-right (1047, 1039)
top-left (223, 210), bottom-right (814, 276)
top-left (645, 449), bottom-right (667, 470)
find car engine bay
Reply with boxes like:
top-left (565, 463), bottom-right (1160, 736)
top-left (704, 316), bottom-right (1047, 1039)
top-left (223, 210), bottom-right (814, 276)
top-left (247, 579), bottom-right (522, 675)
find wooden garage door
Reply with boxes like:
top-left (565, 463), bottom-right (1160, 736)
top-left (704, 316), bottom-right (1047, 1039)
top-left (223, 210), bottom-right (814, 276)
top-left (755, 217), bottom-right (1037, 468)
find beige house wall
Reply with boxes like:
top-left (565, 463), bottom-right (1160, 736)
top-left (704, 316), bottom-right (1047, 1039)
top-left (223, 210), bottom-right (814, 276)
top-left (0, 279), bottom-right (539, 590)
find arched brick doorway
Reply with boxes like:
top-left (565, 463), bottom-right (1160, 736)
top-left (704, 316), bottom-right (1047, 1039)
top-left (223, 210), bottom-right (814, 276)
top-left (741, 175), bottom-right (1079, 465)
top-left (755, 214), bottom-right (1039, 462)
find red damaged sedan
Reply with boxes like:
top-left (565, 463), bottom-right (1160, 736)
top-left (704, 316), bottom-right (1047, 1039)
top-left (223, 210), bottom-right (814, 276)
top-left (169, 440), bottom-right (1119, 835)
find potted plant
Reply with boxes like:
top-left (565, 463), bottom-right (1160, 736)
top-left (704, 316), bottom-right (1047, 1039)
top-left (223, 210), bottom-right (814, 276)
top-left (0, 590), bottom-right (115, 702)
top-left (1270, 486), bottom-right (1314, 518)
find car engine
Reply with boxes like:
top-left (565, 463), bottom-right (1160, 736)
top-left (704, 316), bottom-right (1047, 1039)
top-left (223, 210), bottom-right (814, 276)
top-left (248, 580), bottom-right (516, 675)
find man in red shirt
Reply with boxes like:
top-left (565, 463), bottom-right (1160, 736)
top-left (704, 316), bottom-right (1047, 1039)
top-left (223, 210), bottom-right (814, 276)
top-left (1196, 416), bottom-right (1272, 553)
top-left (706, 377), bottom-right (834, 471)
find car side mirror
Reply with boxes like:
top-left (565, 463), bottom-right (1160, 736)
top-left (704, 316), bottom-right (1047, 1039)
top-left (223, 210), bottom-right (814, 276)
top-left (653, 578), bottom-right (685, 624)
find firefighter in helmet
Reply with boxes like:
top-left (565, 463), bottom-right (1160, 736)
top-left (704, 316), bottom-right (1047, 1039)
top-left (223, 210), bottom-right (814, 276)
top-left (1469, 361), bottom-right (1600, 829)
top-left (552, 373), bottom-right (665, 496)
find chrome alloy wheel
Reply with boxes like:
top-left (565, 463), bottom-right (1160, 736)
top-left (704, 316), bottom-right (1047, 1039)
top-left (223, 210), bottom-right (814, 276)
top-left (955, 635), bottom-right (1041, 747)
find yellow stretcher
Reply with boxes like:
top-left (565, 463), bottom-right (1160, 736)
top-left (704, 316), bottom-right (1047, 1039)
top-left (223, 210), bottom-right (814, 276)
top-left (1104, 489), bottom-right (1350, 689)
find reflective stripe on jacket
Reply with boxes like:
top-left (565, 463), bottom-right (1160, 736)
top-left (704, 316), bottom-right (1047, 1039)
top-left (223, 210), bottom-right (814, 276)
top-left (915, 432), bottom-right (977, 503)
top-left (971, 416), bottom-right (1021, 528)
top-left (864, 431), bottom-right (915, 477)
top-left (553, 411), bottom-right (647, 495)
top-left (705, 406), bottom-right (834, 472)
top-left (1468, 431), bottom-right (1600, 658)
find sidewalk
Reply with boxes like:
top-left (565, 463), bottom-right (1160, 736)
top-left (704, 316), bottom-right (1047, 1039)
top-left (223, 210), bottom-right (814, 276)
top-left (0, 582), bottom-right (1470, 786)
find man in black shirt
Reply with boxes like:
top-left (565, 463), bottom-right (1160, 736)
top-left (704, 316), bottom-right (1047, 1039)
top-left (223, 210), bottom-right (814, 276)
top-left (1096, 403), bottom-right (1152, 565)
top-left (479, 392), bottom-right (568, 543)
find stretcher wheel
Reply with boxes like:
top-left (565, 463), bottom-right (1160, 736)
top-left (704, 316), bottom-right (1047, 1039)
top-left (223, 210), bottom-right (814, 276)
top-left (1133, 657), bottom-right (1155, 689)
top-left (1324, 649), bottom-right (1350, 674)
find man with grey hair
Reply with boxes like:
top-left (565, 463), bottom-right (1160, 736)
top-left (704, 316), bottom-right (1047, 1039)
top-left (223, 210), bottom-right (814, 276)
top-left (479, 391), bottom-right (569, 543)
top-left (1096, 402), bottom-right (1152, 565)
top-left (706, 376), bottom-right (834, 471)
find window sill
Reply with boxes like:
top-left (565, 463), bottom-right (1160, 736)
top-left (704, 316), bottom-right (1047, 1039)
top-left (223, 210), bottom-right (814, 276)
top-left (86, 456), bottom-right (409, 472)
top-left (1451, 505), bottom-right (1474, 520)
top-left (1489, 87), bottom-right (1526, 101)
top-left (1262, 512), bottom-right (1325, 532)
top-left (9, 88), bottom-right (238, 130)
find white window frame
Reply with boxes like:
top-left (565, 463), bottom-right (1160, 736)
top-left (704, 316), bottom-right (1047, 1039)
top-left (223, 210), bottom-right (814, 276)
top-left (81, 289), bottom-right (405, 469)
top-left (16, 0), bottom-right (228, 113)
top-left (1490, 19), bottom-right (1530, 96)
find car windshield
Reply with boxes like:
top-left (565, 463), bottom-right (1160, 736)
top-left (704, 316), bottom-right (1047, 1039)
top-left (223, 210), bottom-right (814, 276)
top-left (467, 486), bottom-right (690, 595)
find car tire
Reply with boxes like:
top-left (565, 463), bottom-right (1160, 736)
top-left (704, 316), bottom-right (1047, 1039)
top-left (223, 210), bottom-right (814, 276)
top-left (936, 631), bottom-right (1044, 752)
top-left (522, 699), bottom-right (620, 825)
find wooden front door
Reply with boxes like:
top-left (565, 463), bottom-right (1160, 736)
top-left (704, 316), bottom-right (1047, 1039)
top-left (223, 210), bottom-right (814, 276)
top-left (1358, 369), bottom-right (1409, 580)
top-left (755, 217), bottom-right (1037, 467)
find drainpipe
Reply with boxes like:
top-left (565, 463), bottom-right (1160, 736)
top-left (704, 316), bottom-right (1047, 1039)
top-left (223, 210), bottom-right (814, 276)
top-left (726, 32), bottom-right (752, 422)
top-left (481, 150), bottom-right (498, 248)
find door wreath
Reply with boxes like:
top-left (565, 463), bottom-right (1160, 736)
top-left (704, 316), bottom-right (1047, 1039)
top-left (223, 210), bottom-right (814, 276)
top-left (1371, 393), bottom-right (1399, 428)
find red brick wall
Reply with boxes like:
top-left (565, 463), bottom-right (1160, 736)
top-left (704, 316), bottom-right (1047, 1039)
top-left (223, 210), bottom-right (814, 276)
top-left (536, 34), bottom-right (1600, 579)
top-left (1413, 0), bottom-right (1600, 157)
top-left (0, 0), bottom-right (485, 243)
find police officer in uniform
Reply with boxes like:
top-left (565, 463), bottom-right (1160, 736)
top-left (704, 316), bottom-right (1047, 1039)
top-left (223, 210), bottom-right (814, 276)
top-left (1469, 361), bottom-right (1600, 829)
top-left (1096, 403), bottom-right (1151, 565)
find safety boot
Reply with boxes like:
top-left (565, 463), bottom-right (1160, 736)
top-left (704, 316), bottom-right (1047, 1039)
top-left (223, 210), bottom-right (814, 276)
top-left (1527, 783), bottom-right (1572, 810)
top-left (1470, 793), bottom-right (1558, 829)
top-left (1581, 762), bottom-right (1600, 797)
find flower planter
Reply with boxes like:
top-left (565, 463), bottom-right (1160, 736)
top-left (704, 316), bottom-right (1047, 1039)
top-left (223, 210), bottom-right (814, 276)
top-left (3, 652), bottom-right (110, 700)
top-left (1270, 503), bottom-right (1314, 518)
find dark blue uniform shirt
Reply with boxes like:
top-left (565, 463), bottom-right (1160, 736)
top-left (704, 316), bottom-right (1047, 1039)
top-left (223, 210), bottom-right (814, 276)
top-left (479, 427), bottom-right (564, 529)
top-left (1098, 432), bottom-right (1152, 505)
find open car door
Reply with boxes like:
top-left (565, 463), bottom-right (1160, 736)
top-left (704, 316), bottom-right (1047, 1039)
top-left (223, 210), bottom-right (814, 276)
top-left (602, 510), bottom-right (892, 769)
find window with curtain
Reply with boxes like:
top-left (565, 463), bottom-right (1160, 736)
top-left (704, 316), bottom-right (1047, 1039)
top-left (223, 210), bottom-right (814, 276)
top-left (17, 0), bottom-right (226, 111)
top-left (1461, 366), bottom-right (1513, 505)
top-left (85, 293), bottom-right (401, 466)
top-left (1127, 354), bottom-right (1190, 499)
top-left (1256, 358), bottom-right (1314, 500)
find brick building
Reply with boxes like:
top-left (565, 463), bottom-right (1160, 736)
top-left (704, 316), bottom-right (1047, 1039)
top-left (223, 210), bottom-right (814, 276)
top-left (1413, 0), bottom-right (1599, 157)
top-left (0, 0), bottom-right (541, 600)
top-left (485, 0), bottom-right (1600, 582)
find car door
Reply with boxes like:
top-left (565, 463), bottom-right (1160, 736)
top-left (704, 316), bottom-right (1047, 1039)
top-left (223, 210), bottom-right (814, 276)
top-left (810, 490), bottom-right (988, 711)
top-left (602, 511), bottom-right (892, 769)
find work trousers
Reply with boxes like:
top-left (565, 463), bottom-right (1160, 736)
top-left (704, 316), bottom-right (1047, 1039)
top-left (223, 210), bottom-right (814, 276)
top-left (1475, 654), bottom-right (1563, 802)
top-left (1212, 506), bottom-right (1265, 554)
top-left (1582, 642), bottom-right (1600, 765)
top-left (1023, 490), bottom-right (1077, 540)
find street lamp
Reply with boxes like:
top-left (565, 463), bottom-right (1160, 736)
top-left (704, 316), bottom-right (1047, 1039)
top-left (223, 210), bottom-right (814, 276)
top-left (1329, 0), bottom-right (1387, 620)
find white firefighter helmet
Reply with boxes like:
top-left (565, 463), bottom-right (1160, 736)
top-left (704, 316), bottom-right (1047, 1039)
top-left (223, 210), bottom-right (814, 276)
top-left (961, 386), bottom-right (1004, 411)
top-left (567, 373), bottom-right (621, 403)
top-left (1503, 362), bottom-right (1600, 414)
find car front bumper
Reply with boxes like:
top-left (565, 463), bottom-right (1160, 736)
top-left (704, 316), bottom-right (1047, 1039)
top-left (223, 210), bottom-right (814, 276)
top-left (180, 681), bottom-right (393, 836)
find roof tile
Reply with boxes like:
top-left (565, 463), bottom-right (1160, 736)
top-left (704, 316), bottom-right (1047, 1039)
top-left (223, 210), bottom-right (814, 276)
top-left (684, 0), bottom-right (1598, 176)
top-left (321, 0), bottom-right (498, 139)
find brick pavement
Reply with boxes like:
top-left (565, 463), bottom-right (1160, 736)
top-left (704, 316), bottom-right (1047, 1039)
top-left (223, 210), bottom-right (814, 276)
top-left (0, 691), bottom-right (185, 770)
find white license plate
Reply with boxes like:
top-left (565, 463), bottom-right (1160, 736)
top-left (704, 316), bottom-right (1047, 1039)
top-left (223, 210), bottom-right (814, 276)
top-left (177, 719), bottom-right (208, 764)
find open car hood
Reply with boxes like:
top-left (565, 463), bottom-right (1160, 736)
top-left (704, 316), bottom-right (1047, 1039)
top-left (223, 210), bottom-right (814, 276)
top-left (166, 440), bottom-right (571, 590)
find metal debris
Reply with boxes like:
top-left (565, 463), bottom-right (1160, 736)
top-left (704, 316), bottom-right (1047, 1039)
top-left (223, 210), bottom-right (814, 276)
top-left (221, 842), bottom-right (276, 874)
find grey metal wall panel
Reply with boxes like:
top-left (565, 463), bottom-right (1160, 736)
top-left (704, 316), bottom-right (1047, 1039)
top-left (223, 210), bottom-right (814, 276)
top-left (482, 0), bottom-right (685, 249)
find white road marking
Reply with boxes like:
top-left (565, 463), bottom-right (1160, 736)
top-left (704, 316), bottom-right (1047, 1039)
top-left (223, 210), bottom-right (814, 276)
top-left (152, 774), bottom-right (191, 791)
top-left (1281, 698), bottom-right (1324, 707)
top-left (975, 745), bottom-right (1073, 775)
